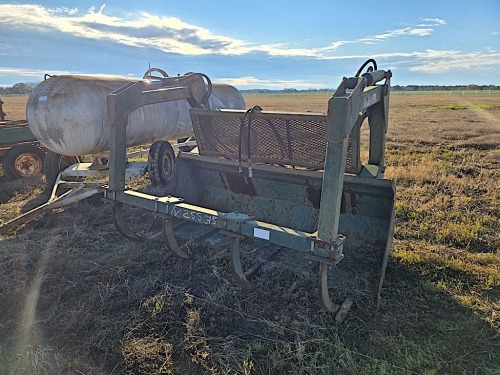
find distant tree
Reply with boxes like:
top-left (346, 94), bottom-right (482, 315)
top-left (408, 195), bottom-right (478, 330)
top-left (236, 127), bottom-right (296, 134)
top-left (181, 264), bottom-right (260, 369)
top-left (466, 84), bottom-right (479, 91)
top-left (0, 82), bottom-right (37, 95)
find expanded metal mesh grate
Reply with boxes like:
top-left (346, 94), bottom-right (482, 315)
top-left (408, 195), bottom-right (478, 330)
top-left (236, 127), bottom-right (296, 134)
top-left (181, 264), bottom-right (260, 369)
top-left (190, 109), bottom-right (361, 174)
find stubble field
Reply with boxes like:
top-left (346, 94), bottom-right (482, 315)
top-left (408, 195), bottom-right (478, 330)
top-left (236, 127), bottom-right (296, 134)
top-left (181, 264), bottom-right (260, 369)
top-left (0, 92), bottom-right (498, 374)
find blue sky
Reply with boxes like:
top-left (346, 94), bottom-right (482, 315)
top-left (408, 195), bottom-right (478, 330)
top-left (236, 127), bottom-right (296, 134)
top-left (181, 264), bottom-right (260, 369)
top-left (0, 1), bottom-right (499, 89)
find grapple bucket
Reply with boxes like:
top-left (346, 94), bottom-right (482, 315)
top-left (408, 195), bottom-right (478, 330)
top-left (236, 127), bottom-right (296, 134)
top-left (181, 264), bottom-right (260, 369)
top-left (104, 64), bottom-right (395, 314)
top-left (173, 98), bottom-right (395, 307)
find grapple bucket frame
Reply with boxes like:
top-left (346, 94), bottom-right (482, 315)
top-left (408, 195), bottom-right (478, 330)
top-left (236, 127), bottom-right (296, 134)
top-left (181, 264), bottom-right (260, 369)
top-left (104, 67), bottom-right (395, 314)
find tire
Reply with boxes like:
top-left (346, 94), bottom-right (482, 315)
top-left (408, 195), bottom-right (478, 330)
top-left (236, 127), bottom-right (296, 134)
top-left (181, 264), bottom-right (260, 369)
top-left (2, 144), bottom-right (45, 180)
top-left (43, 150), bottom-right (80, 189)
top-left (148, 140), bottom-right (176, 191)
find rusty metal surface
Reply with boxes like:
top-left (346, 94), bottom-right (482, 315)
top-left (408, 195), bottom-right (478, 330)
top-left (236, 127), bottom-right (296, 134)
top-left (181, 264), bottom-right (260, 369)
top-left (27, 75), bottom-right (244, 156)
top-left (174, 154), bottom-right (394, 239)
top-left (0, 120), bottom-right (36, 145)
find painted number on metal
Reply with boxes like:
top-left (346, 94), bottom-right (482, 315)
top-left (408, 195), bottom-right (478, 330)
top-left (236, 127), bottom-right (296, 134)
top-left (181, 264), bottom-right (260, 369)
top-left (170, 206), bottom-right (217, 226)
top-left (36, 86), bottom-right (65, 94)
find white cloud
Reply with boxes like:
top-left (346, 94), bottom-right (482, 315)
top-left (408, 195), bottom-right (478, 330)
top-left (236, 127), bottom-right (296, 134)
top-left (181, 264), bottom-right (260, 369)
top-left (349, 49), bottom-right (500, 73)
top-left (418, 18), bottom-right (446, 27)
top-left (408, 49), bottom-right (500, 73)
top-left (216, 76), bottom-right (325, 89)
top-left (306, 48), bottom-right (500, 74)
top-left (0, 66), bottom-right (137, 80)
top-left (0, 4), bottom-right (442, 59)
top-left (3, 4), bottom-right (494, 77)
top-left (0, 4), bottom-right (250, 56)
top-left (0, 67), bottom-right (71, 78)
top-left (48, 7), bottom-right (78, 16)
top-left (361, 27), bottom-right (434, 44)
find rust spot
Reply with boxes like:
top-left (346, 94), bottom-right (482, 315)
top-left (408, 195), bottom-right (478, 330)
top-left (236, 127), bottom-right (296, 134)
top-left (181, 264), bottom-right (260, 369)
top-left (219, 172), bottom-right (257, 196)
top-left (306, 187), bottom-right (350, 214)
top-left (306, 186), bottom-right (321, 209)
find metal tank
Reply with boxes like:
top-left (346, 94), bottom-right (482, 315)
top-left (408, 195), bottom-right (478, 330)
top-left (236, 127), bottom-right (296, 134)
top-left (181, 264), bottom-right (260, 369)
top-left (26, 74), bottom-right (245, 156)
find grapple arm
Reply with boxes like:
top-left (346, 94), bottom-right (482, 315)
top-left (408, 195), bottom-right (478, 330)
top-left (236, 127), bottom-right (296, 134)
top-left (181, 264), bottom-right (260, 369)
top-left (107, 72), bottom-right (211, 192)
top-left (317, 69), bottom-right (392, 242)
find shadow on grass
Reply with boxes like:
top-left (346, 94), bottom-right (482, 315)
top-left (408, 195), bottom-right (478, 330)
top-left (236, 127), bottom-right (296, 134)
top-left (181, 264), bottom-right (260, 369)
top-left (0, 204), bottom-right (498, 375)
top-left (0, 174), bottom-right (46, 206)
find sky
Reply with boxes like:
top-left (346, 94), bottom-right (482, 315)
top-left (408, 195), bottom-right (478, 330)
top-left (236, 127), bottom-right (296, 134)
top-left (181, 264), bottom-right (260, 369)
top-left (0, 0), bottom-right (499, 89)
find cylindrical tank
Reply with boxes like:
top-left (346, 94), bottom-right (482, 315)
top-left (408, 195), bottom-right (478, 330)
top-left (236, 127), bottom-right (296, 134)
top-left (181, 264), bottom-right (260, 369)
top-left (26, 75), bottom-right (245, 156)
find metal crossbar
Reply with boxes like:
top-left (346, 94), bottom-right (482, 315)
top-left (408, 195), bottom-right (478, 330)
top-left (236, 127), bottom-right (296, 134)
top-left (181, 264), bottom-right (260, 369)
top-left (190, 109), bottom-right (362, 174)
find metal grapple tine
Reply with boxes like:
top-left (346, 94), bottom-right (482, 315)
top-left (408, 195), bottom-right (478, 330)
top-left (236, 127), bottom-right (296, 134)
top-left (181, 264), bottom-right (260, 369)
top-left (112, 202), bottom-right (146, 243)
top-left (229, 237), bottom-right (255, 291)
top-left (147, 216), bottom-right (165, 238)
top-left (163, 219), bottom-right (194, 259)
top-left (319, 263), bottom-right (341, 314)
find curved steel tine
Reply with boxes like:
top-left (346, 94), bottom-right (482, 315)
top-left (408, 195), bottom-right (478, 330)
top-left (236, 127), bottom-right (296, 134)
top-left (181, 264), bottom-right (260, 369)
top-left (112, 202), bottom-right (146, 243)
top-left (147, 216), bottom-right (165, 239)
top-left (229, 237), bottom-right (255, 291)
top-left (319, 262), bottom-right (341, 314)
top-left (163, 219), bottom-right (194, 259)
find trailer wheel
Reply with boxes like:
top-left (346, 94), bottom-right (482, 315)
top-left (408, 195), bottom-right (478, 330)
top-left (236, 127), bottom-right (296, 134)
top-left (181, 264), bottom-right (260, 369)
top-left (2, 144), bottom-right (45, 180)
top-left (43, 151), bottom-right (80, 189)
top-left (148, 140), bottom-right (176, 191)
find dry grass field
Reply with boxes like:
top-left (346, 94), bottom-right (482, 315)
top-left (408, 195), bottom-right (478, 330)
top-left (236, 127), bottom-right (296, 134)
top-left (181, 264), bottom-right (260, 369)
top-left (1, 96), bottom-right (27, 119)
top-left (0, 92), bottom-right (498, 374)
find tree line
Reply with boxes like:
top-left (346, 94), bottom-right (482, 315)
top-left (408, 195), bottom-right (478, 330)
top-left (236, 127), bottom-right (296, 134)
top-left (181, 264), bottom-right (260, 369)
top-left (241, 85), bottom-right (500, 93)
top-left (1, 82), bottom-right (499, 95)
top-left (391, 84), bottom-right (499, 92)
top-left (0, 82), bottom-right (37, 95)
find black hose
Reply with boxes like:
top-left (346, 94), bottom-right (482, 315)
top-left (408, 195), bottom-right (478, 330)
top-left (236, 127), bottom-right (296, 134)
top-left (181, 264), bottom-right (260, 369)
top-left (355, 59), bottom-right (377, 77)
top-left (198, 73), bottom-right (213, 108)
top-left (246, 105), bottom-right (262, 177)
top-left (266, 119), bottom-right (287, 159)
top-left (238, 116), bottom-right (245, 173)
top-left (238, 105), bottom-right (262, 175)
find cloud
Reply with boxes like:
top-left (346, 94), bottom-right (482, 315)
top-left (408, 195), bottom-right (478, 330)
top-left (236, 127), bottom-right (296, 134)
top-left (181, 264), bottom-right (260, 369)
top-left (307, 48), bottom-right (500, 74)
top-left (407, 49), bottom-right (500, 73)
top-left (216, 76), bottom-right (327, 89)
top-left (361, 27), bottom-right (434, 44)
top-left (5, 4), bottom-right (494, 80)
top-left (0, 4), bottom-right (250, 56)
top-left (0, 66), bottom-right (137, 81)
top-left (348, 49), bottom-right (500, 73)
top-left (418, 18), bottom-right (446, 27)
top-left (255, 25), bottom-right (438, 57)
top-left (47, 7), bottom-right (78, 16)
top-left (0, 3), bottom-right (441, 59)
